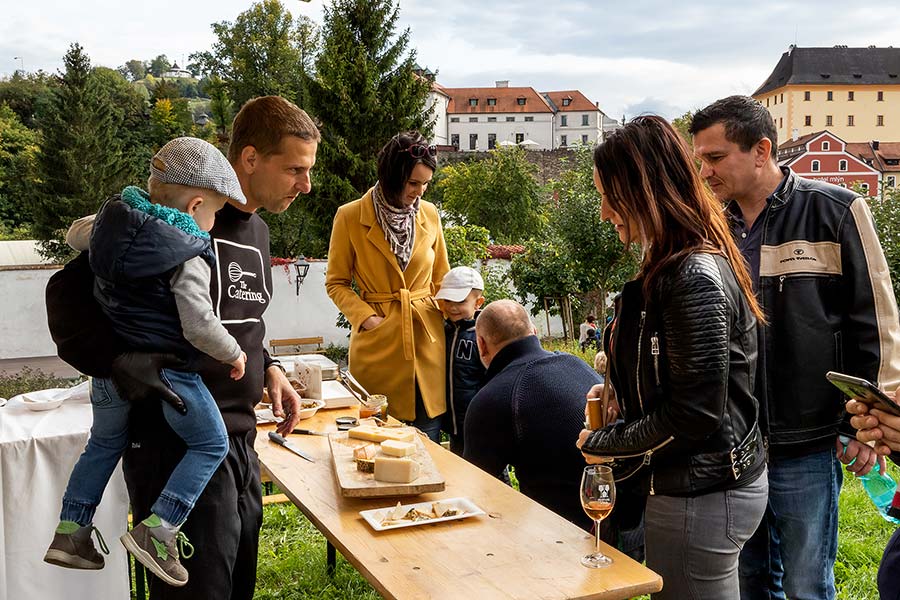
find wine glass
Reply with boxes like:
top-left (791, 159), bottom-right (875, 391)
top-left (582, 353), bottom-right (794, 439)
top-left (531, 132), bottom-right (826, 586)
top-left (580, 465), bottom-right (616, 568)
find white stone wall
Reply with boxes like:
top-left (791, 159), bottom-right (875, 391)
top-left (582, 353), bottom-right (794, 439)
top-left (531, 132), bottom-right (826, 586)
top-left (448, 112), bottom-right (555, 150)
top-left (427, 91), bottom-right (450, 146)
top-left (555, 111), bottom-right (602, 147)
top-left (0, 260), bottom-right (565, 360)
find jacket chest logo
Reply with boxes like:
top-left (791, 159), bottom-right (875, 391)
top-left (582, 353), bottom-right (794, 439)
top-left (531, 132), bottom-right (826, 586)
top-left (456, 339), bottom-right (475, 361)
top-left (760, 241), bottom-right (842, 277)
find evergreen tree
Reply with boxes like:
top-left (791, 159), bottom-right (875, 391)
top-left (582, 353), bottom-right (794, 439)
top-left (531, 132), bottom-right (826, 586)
top-left (290, 0), bottom-right (433, 256)
top-left (32, 43), bottom-right (149, 261)
top-left (0, 104), bottom-right (41, 229)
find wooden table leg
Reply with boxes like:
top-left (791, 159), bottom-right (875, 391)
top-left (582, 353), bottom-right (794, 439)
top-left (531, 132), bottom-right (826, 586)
top-left (326, 540), bottom-right (336, 576)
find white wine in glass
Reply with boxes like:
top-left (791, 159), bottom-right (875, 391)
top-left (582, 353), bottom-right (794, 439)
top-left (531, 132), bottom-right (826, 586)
top-left (580, 465), bottom-right (615, 568)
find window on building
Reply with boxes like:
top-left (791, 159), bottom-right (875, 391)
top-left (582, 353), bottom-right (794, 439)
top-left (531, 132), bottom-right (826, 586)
top-left (515, 133), bottom-right (524, 144)
top-left (827, 91), bottom-right (834, 101)
top-left (779, 117), bottom-right (783, 128)
top-left (506, 116), bottom-right (515, 122)
top-left (487, 98), bottom-right (497, 106)
top-left (848, 115), bottom-right (855, 126)
top-left (560, 135), bottom-right (567, 147)
top-left (888, 175), bottom-right (896, 188)
top-left (766, 97), bottom-right (770, 107)
top-left (450, 134), bottom-right (459, 149)
top-left (450, 117), bottom-right (459, 123)
top-left (524, 116), bottom-right (534, 122)
top-left (582, 114), bottom-right (589, 126)
top-left (469, 133), bottom-right (478, 151)
top-left (848, 91), bottom-right (855, 101)
top-left (560, 115), bottom-right (568, 127)
top-left (822, 141), bottom-right (830, 151)
top-left (774, 95), bottom-right (778, 105)
top-left (811, 160), bottom-right (820, 172)
top-left (877, 115), bottom-right (885, 126)
top-left (562, 98), bottom-right (571, 106)
top-left (805, 115), bottom-right (811, 126)
top-left (488, 133), bottom-right (496, 150)
top-left (780, 93), bottom-right (784, 102)
top-left (582, 134), bottom-right (589, 144)
top-left (861, 182), bottom-right (870, 195)
top-left (517, 97), bottom-right (526, 106)
top-left (826, 115), bottom-right (833, 126)
top-left (878, 91), bottom-right (884, 101)
top-left (839, 159), bottom-right (848, 171)
top-left (487, 116), bottom-right (497, 122)
top-left (469, 98), bottom-right (478, 107)
top-left (804, 91), bottom-right (811, 101)
top-left (469, 117), bottom-right (478, 123)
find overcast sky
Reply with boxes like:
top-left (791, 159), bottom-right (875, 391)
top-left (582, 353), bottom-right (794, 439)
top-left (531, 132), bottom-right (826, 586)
top-left (2, 0), bottom-right (898, 119)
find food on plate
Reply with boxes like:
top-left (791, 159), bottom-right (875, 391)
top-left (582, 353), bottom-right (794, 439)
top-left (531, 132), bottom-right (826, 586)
top-left (300, 400), bottom-right (320, 409)
top-left (374, 456), bottom-right (420, 483)
top-left (379, 501), bottom-right (466, 526)
top-left (348, 425), bottom-right (416, 444)
top-left (353, 443), bottom-right (378, 460)
top-left (380, 439), bottom-right (415, 457)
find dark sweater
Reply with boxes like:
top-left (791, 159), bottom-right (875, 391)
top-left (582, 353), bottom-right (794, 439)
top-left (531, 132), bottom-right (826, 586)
top-left (464, 336), bottom-right (601, 531)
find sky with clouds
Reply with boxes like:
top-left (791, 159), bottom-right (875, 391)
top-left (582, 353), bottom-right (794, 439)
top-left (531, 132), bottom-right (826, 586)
top-left (2, 0), bottom-right (898, 120)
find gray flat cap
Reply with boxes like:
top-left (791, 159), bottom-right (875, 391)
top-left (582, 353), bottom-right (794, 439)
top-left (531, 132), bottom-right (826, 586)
top-left (150, 137), bottom-right (247, 205)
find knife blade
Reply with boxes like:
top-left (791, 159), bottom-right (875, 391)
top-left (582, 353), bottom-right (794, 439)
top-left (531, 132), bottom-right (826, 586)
top-left (291, 428), bottom-right (328, 437)
top-left (268, 431), bottom-right (315, 462)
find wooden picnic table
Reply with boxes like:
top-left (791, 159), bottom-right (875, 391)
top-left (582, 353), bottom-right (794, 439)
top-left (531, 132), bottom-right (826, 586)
top-left (256, 406), bottom-right (662, 600)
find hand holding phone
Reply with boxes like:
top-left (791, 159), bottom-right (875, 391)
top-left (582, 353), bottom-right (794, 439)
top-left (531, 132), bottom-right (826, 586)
top-left (826, 371), bottom-right (900, 417)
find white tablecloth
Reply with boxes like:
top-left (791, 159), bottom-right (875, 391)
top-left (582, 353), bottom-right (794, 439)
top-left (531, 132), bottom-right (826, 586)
top-left (0, 382), bottom-right (129, 600)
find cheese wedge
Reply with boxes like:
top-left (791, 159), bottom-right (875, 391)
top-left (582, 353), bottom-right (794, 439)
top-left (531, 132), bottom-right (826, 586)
top-left (347, 425), bottom-right (416, 444)
top-left (374, 456), bottom-right (420, 483)
top-left (356, 458), bottom-right (375, 473)
top-left (353, 443), bottom-right (377, 460)
top-left (380, 439), bottom-right (415, 457)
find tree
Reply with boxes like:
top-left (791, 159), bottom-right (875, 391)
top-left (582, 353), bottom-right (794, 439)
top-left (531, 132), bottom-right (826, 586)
top-left (287, 0), bottom-right (433, 257)
top-left (0, 104), bottom-right (41, 229)
top-left (672, 110), bottom-right (694, 148)
top-left (0, 71), bottom-right (55, 128)
top-left (444, 224), bottom-right (490, 267)
top-left (867, 186), bottom-right (900, 300)
top-left (120, 59), bottom-right (147, 81)
top-left (149, 55), bottom-right (172, 77)
top-left (202, 75), bottom-right (233, 140)
top-left (191, 0), bottom-right (307, 108)
top-left (32, 44), bottom-right (150, 261)
top-left (509, 145), bottom-right (639, 322)
top-left (438, 146), bottom-right (546, 243)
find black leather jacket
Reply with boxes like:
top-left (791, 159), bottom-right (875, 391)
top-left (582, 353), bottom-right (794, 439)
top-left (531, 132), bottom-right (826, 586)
top-left (737, 170), bottom-right (900, 454)
top-left (582, 252), bottom-right (766, 496)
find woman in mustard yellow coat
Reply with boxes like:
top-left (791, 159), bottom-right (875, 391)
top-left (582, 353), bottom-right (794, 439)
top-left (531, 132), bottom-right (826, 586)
top-left (326, 131), bottom-right (450, 440)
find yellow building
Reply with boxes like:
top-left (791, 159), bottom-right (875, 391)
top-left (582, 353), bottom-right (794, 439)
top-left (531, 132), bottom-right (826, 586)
top-left (753, 45), bottom-right (900, 144)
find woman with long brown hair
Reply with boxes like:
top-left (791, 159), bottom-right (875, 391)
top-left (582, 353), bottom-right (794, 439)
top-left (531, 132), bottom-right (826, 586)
top-left (577, 115), bottom-right (768, 598)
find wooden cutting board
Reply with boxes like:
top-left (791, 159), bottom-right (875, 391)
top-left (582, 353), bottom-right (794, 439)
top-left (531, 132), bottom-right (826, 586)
top-left (328, 430), bottom-right (445, 498)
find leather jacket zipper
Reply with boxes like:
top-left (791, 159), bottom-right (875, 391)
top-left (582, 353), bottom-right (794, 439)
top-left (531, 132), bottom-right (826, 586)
top-left (610, 435), bottom-right (676, 484)
top-left (449, 325), bottom-right (459, 435)
top-left (636, 310), bottom-right (647, 414)
top-left (650, 333), bottom-right (661, 386)
top-left (778, 272), bottom-right (830, 292)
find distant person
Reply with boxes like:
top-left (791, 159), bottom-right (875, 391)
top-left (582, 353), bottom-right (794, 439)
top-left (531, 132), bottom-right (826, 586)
top-left (578, 115), bottom-right (767, 599)
top-left (593, 350), bottom-right (607, 382)
top-left (435, 266), bottom-right (486, 456)
top-left (691, 95), bottom-right (900, 600)
top-left (326, 131), bottom-right (450, 441)
top-left (45, 138), bottom-right (248, 587)
top-left (579, 315), bottom-right (597, 351)
top-left (465, 299), bottom-right (601, 531)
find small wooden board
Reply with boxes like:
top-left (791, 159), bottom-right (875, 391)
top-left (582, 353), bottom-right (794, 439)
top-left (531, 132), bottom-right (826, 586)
top-left (328, 430), bottom-right (445, 498)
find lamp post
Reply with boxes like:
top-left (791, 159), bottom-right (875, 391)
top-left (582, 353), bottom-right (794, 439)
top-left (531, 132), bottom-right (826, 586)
top-left (294, 256), bottom-right (311, 296)
top-left (13, 56), bottom-right (23, 74)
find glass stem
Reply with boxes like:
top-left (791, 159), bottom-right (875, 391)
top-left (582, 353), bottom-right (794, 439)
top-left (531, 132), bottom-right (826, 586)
top-left (594, 520), bottom-right (601, 554)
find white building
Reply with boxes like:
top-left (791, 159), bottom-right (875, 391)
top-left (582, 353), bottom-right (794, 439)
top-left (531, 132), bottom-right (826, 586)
top-left (439, 81), bottom-right (615, 151)
top-left (428, 83), bottom-right (451, 146)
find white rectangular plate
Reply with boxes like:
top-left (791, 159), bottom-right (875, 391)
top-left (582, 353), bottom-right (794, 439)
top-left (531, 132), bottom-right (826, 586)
top-left (360, 497), bottom-right (485, 531)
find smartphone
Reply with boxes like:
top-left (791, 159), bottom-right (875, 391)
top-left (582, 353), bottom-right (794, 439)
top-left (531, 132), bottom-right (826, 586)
top-left (825, 371), bottom-right (900, 417)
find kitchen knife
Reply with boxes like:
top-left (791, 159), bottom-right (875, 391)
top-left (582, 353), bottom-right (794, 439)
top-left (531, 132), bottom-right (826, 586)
top-left (291, 428), bottom-right (329, 437)
top-left (268, 431), bottom-right (315, 462)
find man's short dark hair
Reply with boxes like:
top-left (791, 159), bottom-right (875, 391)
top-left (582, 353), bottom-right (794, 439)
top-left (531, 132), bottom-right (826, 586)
top-left (689, 95), bottom-right (778, 160)
top-left (377, 131), bottom-right (437, 201)
top-left (228, 95), bottom-right (320, 163)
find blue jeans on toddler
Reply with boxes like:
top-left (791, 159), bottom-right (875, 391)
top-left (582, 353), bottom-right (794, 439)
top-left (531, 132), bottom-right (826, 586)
top-left (739, 448), bottom-right (842, 600)
top-left (60, 369), bottom-right (228, 527)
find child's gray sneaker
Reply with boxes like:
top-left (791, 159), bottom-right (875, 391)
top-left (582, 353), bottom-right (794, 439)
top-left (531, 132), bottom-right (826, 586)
top-left (120, 514), bottom-right (193, 587)
top-left (43, 520), bottom-right (108, 569)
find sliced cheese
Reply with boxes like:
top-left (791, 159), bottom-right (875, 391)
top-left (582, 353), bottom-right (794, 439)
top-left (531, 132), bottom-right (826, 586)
top-left (356, 458), bottom-right (375, 473)
top-left (380, 439), bottom-right (415, 457)
top-left (374, 456), bottom-right (420, 483)
top-left (353, 443), bottom-right (377, 460)
top-left (347, 425), bottom-right (416, 444)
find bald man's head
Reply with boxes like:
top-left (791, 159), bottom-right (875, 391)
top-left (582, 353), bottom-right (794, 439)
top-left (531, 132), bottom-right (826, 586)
top-left (475, 300), bottom-right (535, 367)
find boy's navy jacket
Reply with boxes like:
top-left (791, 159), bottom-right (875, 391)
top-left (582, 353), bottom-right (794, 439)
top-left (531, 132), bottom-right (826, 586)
top-left (445, 311), bottom-right (485, 436)
top-left (89, 196), bottom-right (215, 361)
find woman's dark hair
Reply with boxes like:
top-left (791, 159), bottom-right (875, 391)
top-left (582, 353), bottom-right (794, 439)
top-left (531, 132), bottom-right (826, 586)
top-left (593, 115), bottom-right (764, 321)
top-left (377, 131), bottom-right (437, 202)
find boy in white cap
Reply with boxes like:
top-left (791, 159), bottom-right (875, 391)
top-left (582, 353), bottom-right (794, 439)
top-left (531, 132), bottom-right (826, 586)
top-left (435, 266), bottom-right (487, 455)
top-left (45, 137), bottom-right (247, 587)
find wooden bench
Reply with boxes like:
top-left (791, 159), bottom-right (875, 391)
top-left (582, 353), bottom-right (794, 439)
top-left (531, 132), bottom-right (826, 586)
top-left (269, 336), bottom-right (325, 356)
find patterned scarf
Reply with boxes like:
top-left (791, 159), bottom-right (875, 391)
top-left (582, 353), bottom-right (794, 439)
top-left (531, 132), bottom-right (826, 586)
top-left (372, 182), bottom-right (419, 271)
